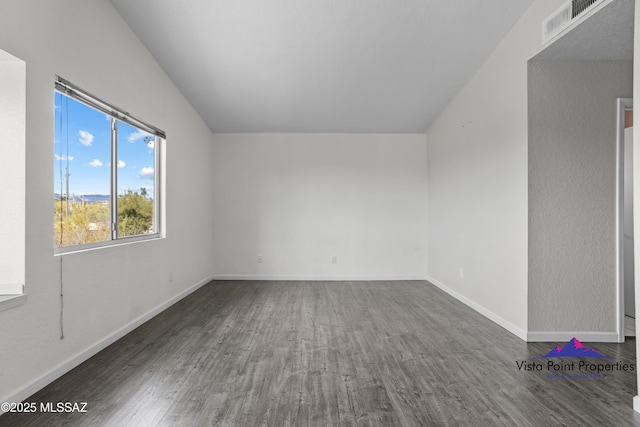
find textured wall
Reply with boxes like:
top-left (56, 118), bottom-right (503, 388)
top-left (211, 133), bottom-right (428, 279)
top-left (528, 60), bottom-right (633, 332)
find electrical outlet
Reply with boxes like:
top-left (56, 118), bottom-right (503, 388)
top-left (332, 255), bottom-right (338, 264)
top-left (459, 268), bottom-right (464, 279)
top-left (258, 255), bottom-right (263, 264)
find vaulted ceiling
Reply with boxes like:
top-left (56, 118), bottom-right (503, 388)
top-left (109, 0), bottom-right (534, 133)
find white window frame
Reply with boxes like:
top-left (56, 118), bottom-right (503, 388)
top-left (54, 77), bottom-right (165, 255)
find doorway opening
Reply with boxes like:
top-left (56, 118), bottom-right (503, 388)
top-left (617, 98), bottom-right (634, 340)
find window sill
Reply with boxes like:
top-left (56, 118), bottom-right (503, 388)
top-left (0, 294), bottom-right (27, 312)
top-left (54, 233), bottom-right (163, 256)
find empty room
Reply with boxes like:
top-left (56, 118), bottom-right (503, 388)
top-left (2, 0), bottom-right (640, 425)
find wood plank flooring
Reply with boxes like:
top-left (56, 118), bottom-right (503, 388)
top-left (2, 280), bottom-right (640, 426)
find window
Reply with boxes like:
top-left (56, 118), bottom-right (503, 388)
top-left (54, 77), bottom-right (164, 252)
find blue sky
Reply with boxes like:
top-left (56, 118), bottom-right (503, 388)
top-left (54, 92), bottom-right (155, 197)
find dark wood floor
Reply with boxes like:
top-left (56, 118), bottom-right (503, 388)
top-left (2, 280), bottom-right (640, 426)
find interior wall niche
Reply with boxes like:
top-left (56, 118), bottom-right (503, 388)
top-left (0, 48), bottom-right (26, 295)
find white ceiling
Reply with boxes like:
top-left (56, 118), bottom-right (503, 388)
top-left (109, 0), bottom-right (533, 133)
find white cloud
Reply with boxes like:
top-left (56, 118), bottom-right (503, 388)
top-left (78, 130), bottom-right (94, 146)
top-left (139, 167), bottom-right (154, 179)
top-left (128, 129), bottom-right (152, 143)
top-left (117, 160), bottom-right (126, 168)
top-left (54, 154), bottom-right (74, 161)
top-left (89, 159), bottom-right (103, 167)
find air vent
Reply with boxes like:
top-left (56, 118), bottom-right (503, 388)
top-left (573, 0), bottom-right (601, 18)
top-left (542, 0), bottom-right (605, 44)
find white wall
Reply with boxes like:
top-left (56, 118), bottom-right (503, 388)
top-left (211, 133), bottom-right (427, 280)
top-left (528, 60), bottom-right (633, 334)
top-left (425, 0), bottom-right (565, 337)
top-left (0, 0), bottom-right (215, 404)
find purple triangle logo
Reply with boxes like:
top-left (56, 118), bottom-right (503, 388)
top-left (535, 337), bottom-right (611, 359)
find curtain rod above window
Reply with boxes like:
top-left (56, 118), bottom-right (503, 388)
top-left (55, 76), bottom-right (166, 139)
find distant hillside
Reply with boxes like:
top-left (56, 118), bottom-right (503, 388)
top-left (54, 194), bottom-right (110, 203)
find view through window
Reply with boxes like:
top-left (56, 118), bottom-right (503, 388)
top-left (54, 79), bottom-right (163, 251)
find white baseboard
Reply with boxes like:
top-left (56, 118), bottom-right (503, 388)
top-left (212, 275), bottom-right (426, 281)
top-left (1, 274), bottom-right (215, 410)
top-left (634, 396), bottom-right (640, 413)
top-left (425, 275), bottom-right (528, 341)
top-left (425, 276), bottom-right (619, 343)
top-left (526, 331), bottom-right (620, 343)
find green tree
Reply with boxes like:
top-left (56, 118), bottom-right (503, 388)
top-left (54, 199), bottom-right (110, 247)
top-left (117, 191), bottom-right (154, 237)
